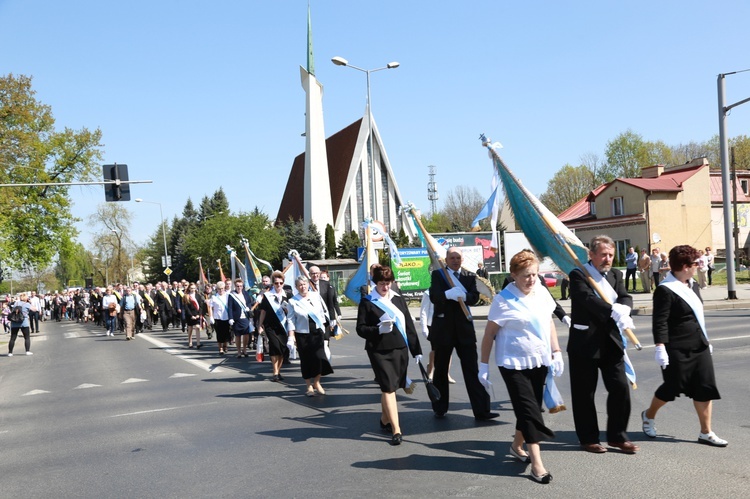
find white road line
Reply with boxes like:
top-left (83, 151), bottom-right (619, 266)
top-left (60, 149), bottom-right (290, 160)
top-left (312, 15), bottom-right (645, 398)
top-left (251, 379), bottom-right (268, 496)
top-left (110, 402), bottom-right (218, 418)
top-left (64, 332), bottom-right (80, 338)
top-left (74, 383), bottom-right (102, 389)
top-left (23, 389), bottom-right (50, 396)
top-left (169, 373), bottom-right (196, 378)
top-left (635, 333), bottom-right (750, 349)
top-left (122, 378), bottom-right (148, 384)
top-left (138, 333), bottom-right (225, 373)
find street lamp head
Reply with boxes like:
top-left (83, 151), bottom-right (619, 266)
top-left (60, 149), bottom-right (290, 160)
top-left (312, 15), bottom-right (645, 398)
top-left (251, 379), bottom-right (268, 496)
top-left (331, 56), bottom-right (348, 67)
top-left (387, 62), bottom-right (400, 69)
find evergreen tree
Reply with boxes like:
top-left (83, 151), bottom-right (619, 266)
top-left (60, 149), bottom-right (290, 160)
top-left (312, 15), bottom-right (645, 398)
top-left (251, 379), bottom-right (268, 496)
top-left (324, 224), bottom-right (336, 258)
top-left (337, 231), bottom-right (361, 260)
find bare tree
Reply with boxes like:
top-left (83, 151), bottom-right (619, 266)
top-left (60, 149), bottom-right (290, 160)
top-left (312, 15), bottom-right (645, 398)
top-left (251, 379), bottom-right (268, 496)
top-left (88, 203), bottom-right (134, 284)
top-left (442, 185), bottom-right (487, 232)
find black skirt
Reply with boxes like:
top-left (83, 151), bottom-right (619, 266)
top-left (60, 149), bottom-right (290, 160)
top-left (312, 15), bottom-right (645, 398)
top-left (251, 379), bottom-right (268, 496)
top-left (368, 346), bottom-right (409, 393)
top-left (296, 329), bottom-right (333, 380)
top-left (499, 366), bottom-right (555, 444)
top-left (266, 325), bottom-right (288, 357)
top-left (214, 320), bottom-right (231, 343)
top-left (655, 344), bottom-right (720, 402)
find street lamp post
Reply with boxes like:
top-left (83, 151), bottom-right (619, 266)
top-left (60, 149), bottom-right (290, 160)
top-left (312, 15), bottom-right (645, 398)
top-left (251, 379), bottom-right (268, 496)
top-left (332, 56), bottom-right (399, 221)
top-left (135, 198), bottom-right (170, 283)
top-left (717, 70), bottom-right (750, 300)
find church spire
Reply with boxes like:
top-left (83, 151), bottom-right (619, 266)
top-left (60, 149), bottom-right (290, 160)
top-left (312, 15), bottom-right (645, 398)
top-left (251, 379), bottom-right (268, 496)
top-left (307, 2), bottom-right (315, 76)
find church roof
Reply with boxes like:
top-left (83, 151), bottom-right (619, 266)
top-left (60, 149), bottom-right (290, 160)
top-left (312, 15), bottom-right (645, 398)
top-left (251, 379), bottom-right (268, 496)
top-left (276, 118), bottom-right (362, 224)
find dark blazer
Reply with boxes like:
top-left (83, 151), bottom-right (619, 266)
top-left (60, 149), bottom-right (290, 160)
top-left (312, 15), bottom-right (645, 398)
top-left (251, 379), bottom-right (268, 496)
top-left (567, 266), bottom-right (633, 359)
top-left (652, 281), bottom-right (707, 350)
top-left (227, 290), bottom-right (255, 324)
top-left (428, 268), bottom-right (479, 347)
top-left (315, 279), bottom-right (341, 318)
top-left (356, 292), bottom-right (422, 357)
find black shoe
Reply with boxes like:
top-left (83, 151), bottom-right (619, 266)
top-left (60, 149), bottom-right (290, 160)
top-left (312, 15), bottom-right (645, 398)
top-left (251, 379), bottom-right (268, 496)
top-left (271, 374), bottom-right (279, 382)
top-left (530, 470), bottom-right (552, 484)
top-left (277, 374), bottom-right (284, 381)
top-left (390, 433), bottom-right (402, 446)
top-left (379, 418), bottom-right (393, 432)
top-left (475, 412), bottom-right (500, 421)
top-left (434, 412), bottom-right (446, 419)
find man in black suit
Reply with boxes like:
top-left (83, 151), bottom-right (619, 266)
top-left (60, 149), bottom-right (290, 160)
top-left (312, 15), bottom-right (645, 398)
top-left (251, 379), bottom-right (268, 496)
top-left (429, 247), bottom-right (497, 421)
top-left (568, 235), bottom-right (638, 454)
top-left (309, 266), bottom-right (341, 338)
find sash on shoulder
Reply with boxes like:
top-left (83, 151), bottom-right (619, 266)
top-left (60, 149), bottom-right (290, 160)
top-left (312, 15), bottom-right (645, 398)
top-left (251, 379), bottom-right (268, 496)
top-left (659, 272), bottom-right (708, 342)
top-left (291, 294), bottom-right (325, 331)
top-left (264, 291), bottom-right (287, 331)
top-left (365, 291), bottom-right (408, 348)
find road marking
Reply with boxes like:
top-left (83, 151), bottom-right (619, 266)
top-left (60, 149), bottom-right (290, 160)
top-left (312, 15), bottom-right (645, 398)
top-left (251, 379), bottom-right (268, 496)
top-left (74, 383), bottom-right (102, 389)
top-left (64, 332), bottom-right (80, 338)
top-left (23, 389), bottom-right (50, 396)
top-left (169, 373), bottom-right (196, 378)
top-left (138, 333), bottom-right (224, 373)
top-left (122, 378), bottom-right (149, 384)
top-left (636, 333), bottom-right (750, 349)
top-left (110, 402), bottom-right (218, 418)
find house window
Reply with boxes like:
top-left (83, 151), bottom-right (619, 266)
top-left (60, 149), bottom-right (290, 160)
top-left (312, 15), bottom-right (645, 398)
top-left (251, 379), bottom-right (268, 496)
top-left (741, 179), bottom-right (749, 195)
top-left (590, 201), bottom-right (596, 216)
top-left (615, 239), bottom-right (631, 265)
top-left (611, 197), bottom-right (624, 217)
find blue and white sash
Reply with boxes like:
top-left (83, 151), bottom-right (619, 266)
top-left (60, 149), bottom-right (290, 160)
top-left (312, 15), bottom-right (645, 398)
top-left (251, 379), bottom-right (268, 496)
top-left (291, 294), bottom-right (325, 331)
top-left (365, 290), bottom-right (408, 348)
top-left (581, 263), bottom-right (636, 386)
top-left (659, 272), bottom-right (708, 342)
top-left (264, 291), bottom-right (287, 331)
top-left (499, 282), bottom-right (565, 412)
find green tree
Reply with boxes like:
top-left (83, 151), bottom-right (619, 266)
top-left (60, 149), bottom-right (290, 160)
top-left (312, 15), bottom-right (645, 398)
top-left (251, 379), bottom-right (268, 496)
top-left (0, 74), bottom-right (103, 269)
top-left (336, 231), bottom-right (361, 259)
top-left (324, 224), bottom-right (336, 258)
top-left (539, 164), bottom-right (598, 215)
top-left (56, 236), bottom-right (97, 289)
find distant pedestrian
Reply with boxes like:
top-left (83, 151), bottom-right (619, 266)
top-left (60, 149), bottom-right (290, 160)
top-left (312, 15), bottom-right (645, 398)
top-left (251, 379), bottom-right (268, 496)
top-left (650, 248), bottom-right (662, 288)
top-left (8, 293), bottom-right (33, 356)
top-left (639, 249), bottom-right (652, 293)
top-left (705, 247), bottom-right (715, 286)
top-left (625, 247), bottom-right (638, 292)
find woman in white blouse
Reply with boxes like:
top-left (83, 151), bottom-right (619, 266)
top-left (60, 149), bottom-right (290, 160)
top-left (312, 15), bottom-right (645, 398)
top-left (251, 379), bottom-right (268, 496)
top-left (286, 276), bottom-right (333, 396)
top-left (208, 281), bottom-right (231, 355)
top-left (479, 250), bottom-right (564, 484)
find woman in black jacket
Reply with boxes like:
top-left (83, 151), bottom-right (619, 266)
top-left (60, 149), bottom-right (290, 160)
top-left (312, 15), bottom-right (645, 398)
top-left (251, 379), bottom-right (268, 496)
top-left (641, 245), bottom-right (727, 447)
top-left (356, 266), bottom-right (422, 446)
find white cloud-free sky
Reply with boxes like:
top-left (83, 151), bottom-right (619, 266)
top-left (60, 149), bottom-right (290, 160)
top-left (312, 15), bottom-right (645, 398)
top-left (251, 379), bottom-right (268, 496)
top-left (2, 0), bottom-right (749, 248)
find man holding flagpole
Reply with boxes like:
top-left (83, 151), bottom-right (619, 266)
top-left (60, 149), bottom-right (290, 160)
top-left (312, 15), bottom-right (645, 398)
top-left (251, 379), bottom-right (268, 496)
top-left (568, 235), bottom-right (638, 454)
top-left (428, 247), bottom-right (497, 421)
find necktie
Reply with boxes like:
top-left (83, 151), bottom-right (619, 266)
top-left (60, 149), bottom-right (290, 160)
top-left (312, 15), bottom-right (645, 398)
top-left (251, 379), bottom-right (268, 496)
top-left (454, 271), bottom-right (460, 279)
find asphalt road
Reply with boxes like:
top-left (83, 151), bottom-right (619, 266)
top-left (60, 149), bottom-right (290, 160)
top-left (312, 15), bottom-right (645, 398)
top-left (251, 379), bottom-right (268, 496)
top-left (1, 310), bottom-right (749, 498)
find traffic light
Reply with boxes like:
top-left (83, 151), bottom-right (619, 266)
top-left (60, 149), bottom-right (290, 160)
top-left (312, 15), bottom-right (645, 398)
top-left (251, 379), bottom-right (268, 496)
top-left (102, 164), bottom-right (130, 201)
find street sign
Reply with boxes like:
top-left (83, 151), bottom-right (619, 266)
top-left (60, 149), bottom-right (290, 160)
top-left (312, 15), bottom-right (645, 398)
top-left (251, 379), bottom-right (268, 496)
top-left (164, 268), bottom-right (172, 276)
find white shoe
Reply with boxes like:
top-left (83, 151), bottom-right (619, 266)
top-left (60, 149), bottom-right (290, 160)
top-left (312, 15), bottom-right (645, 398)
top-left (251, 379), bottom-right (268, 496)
top-left (641, 410), bottom-right (656, 438)
top-left (26, 352), bottom-right (33, 356)
top-left (698, 431), bottom-right (728, 447)
top-left (7, 353), bottom-right (12, 357)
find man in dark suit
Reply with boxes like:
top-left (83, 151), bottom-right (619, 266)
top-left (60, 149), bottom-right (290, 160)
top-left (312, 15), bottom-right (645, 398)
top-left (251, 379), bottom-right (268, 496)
top-left (309, 266), bottom-right (341, 337)
top-left (429, 247), bottom-right (497, 421)
top-left (227, 278), bottom-right (255, 358)
top-left (568, 235), bottom-right (638, 454)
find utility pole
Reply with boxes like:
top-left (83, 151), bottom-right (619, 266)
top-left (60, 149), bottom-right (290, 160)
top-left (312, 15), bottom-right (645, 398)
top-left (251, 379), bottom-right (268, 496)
top-left (427, 165), bottom-right (439, 215)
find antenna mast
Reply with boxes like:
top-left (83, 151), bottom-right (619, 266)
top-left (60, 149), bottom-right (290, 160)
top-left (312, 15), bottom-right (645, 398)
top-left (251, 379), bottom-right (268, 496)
top-left (427, 165), bottom-right (439, 215)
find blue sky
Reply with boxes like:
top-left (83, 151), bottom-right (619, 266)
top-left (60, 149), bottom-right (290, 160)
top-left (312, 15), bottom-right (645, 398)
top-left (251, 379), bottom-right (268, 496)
top-left (2, 0), bottom-right (750, 250)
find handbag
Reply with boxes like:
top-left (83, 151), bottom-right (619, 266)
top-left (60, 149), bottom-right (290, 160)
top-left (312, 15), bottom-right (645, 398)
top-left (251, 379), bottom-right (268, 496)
top-left (108, 303), bottom-right (117, 317)
top-left (9, 306), bottom-right (24, 323)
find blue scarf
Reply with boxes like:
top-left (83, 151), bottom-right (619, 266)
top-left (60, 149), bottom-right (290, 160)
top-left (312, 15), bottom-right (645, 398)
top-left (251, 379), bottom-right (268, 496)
top-left (365, 290), bottom-right (408, 348)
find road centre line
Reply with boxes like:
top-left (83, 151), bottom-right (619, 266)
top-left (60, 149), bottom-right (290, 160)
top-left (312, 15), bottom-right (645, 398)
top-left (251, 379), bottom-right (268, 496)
top-left (137, 332), bottom-right (225, 373)
top-left (633, 333), bottom-right (750, 349)
top-left (110, 402), bottom-right (218, 418)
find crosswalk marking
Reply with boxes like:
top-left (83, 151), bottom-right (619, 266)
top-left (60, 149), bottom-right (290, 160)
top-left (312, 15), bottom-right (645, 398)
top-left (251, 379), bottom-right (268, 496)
top-left (64, 332), bottom-right (80, 338)
top-left (169, 373), bottom-right (196, 378)
top-left (75, 383), bottom-right (102, 389)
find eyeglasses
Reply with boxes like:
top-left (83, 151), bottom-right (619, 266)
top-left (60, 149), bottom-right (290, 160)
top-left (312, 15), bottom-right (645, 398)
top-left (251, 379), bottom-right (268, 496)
top-left (691, 262), bottom-right (700, 267)
top-left (273, 281), bottom-right (284, 285)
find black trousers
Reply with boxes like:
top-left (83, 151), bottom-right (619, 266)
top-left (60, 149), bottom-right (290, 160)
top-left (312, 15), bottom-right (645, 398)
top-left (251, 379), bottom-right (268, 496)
top-left (569, 353), bottom-right (630, 445)
top-left (625, 268), bottom-right (637, 291)
top-left (431, 342), bottom-right (490, 417)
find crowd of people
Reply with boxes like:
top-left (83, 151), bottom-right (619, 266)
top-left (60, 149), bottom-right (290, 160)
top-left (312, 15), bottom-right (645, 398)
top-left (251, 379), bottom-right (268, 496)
top-left (2, 236), bottom-right (728, 484)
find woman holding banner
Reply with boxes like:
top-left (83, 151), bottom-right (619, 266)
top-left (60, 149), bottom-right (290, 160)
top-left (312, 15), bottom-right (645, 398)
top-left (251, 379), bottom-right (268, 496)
top-left (356, 266), bottom-right (422, 446)
top-left (479, 250), bottom-right (564, 484)
top-left (258, 271), bottom-right (291, 382)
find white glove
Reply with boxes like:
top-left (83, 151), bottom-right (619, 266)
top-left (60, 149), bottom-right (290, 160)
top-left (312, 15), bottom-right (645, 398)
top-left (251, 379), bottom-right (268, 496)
top-left (709, 343), bottom-right (713, 355)
top-left (421, 327), bottom-right (429, 339)
top-left (551, 352), bottom-right (565, 377)
top-left (445, 287), bottom-right (467, 302)
top-left (610, 303), bottom-right (631, 322)
top-left (478, 362), bottom-right (492, 388)
top-left (378, 320), bottom-right (393, 334)
top-left (337, 315), bottom-right (343, 323)
top-left (209, 316), bottom-right (215, 325)
top-left (616, 316), bottom-right (635, 332)
top-left (286, 337), bottom-right (295, 350)
top-left (228, 319), bottom-right (235, 326)
top-left (414, 354), bottom-right (423, 365)
top-left (655, 344), bottom-right (669, 369)
top-left (562, 315), bottom-right (571, 327)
